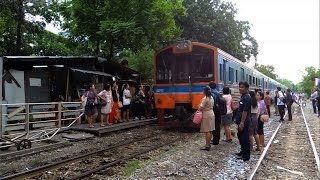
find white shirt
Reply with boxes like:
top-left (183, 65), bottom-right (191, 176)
top-left (277, 91), bottom-right (285, 106)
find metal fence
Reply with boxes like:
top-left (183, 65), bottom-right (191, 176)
top-left (0, 101), bottom-right (83, 139)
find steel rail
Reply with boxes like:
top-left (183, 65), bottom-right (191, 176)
top-left (248, 111), bottom-right (287, 180)
top-left (0, 134), bottom-right (157, 180)
top-left (68, 138), bottom-right (181, 180)
top-left (300, 106), bottom-right (320, 174)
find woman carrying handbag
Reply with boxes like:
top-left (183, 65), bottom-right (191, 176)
top-left (197, 86), bottom-right (215, 151)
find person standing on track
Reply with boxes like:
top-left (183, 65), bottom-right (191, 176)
top-left (316, 89), bottom-right (320, 118)
top-left (257, 91), bottom-right (266, 148)
top-left (221, 87), bottom-right (233, 143)
top-left (285, 89), bottom-right (293, 121)
top-left (249, 91), bottom-right (261, 152)
top-left (264, 91), bottom-right (271, 117)
top-left (198, 86), bottom-right (215, 151)
top-left (235, 81), bottom-right (251, 161)
top-left (276, 87), bottom-right (286, 122)
top-left (209, 82), bottom-right (221, 145)
top-left (274, 90), bottom-right (279, 116)
top-left (311, 90), bottom-right (318, 114)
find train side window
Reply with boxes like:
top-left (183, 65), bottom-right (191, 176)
top-left (241, 68), bottom-right (245, 81)
top-left (190, 46), bottom-right (214, 82)
top-left (253, 77), bottom-right (256, 85)
top-left (219, 64), bottom-right (223, 81)
top-left (249, 75), bottom-right (252, 85)
top-left (229, 67), bottom-right (234, 83)
top-left (246, 74), bottom-right (248, 82)
top-left (235, 70), bottom-right (238, 83)
top-left (258, 79), bottom-right (260, 86)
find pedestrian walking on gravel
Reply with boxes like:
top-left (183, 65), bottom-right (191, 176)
top-left (221, 87), bottom-right (233, 143)
top-left (199, 86), bottom-right (215, 151)
top-left (209, 82), bottom-right (222, 145)
top-left (276, 87), bottom-right (286, 122)
top-left (257, 91), bottom-right (266, 148)
top-left (311, 90), bottom-right (318, 114)
top-left (235, 81), bottom-right (251, 161)
top-left (285, 89), bottom-right (293, 121)
top-left (316, 89), bottom-right (320, 117)
top-left (249, 91), bottom-right (261, 152)
top-left (274, 90), bottom-right (279, 116)
top-left (264, 91), bottom-right (271, 117)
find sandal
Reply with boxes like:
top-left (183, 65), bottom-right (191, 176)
top-left (100, 124), bottom-right (105, 127)
top-left (200, 145), bottom-right (211, 151)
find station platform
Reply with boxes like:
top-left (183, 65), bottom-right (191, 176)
top-left (69, 118), bottom-right (157, 136)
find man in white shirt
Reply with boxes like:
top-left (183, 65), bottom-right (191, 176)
top-left (276, 87), bottom-right (286, 122)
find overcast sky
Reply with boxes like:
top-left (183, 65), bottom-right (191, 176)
top-left (46, 0), bottom-right (319, 83)
top-left (226, 0), bottom-right (319, 83)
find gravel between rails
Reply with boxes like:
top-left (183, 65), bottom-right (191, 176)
top-left (25, 131), bottom-right (191, 180)
top-left (254, 105), bottom-right (320, 180)
top-left (0, 125), bottom-right (162, 178)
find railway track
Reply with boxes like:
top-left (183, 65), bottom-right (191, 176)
top-left (248, 106), bottom-right (320, 179)
top-left (0, 131), bottom-right (187, 180)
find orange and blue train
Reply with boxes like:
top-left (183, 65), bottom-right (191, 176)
top-left (153, 41), bottom-right (285, 126)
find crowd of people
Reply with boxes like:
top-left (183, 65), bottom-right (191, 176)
top-left (81, 82), bottom-right (154, 128)
top-left (198, 81), bottom-right (300, 161)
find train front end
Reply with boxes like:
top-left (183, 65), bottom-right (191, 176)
top-left (154, 41), bottom-right (217, 127)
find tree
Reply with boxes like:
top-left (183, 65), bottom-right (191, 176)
top-left (298, 67), bottom-right (320, 95)
top-left (277, 79), bottom-right (295, 91)
top-left (59, 0), bottom-right (185, 59)
top-left (0, 0), bottom-right (60, 55)
top-left (176, 0), bottom-right (258, 62)
top-left (255, 64), bottom-right (278, 80)
top-left (121, 47), bottom-right (155, 84)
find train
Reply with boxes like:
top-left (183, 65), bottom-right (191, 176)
top-left (153, 41), bottom-right (286, 126)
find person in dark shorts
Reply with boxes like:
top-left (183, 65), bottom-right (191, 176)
top-left (235, 81), bottom-right (251, 161)
top-left (249, 91), bottom-right (261, 151)
top-left (257, 91), bottom-right (266, 148)
top-left (81, 83), bottom-right (98, 128)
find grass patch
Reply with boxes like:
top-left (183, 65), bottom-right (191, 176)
top-left (121, 159), bottom-right (143, 177)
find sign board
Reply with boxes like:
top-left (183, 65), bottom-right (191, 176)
top-left (315, 78), bottom-right (320, 87)
top-left (29, 78), bottom-right (41, 87)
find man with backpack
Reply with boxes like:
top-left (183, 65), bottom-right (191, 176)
top-left (209, 82), bottom-right (227, 145)
top-left (276, 87), bottom-right (286, 122)
top-left (285, 89), bottom-right (293, 121)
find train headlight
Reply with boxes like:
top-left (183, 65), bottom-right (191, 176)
top-left (173, 41), bottom-right (192, 54)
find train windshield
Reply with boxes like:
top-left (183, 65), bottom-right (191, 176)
top-left (156, 46), bottom-right (214, 84)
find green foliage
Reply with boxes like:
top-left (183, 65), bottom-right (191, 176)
top-left (0, 0), bottom-right (62, 55)
top-left (255, 64), bottom-right (278, 80)
top-left (298, 67), bottom-right (320, 95)
top-left (176, 0), bottom-right (258, 62)
top-left (59, 0), bottom-right (185, 58)
top-left (121, 47), bottom-right (155, 84)
top-left (121, 159), bottom-right (143, 177)
top-left (277, 78), bottom-right (295, 90)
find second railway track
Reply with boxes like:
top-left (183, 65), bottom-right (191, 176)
top-left (1, 131), bottom-right (189, 180)
top-left (249, 106), bottom-right (320, 179)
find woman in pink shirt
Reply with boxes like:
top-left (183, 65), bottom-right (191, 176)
top-left (221, 87), bottom-right (233, 142)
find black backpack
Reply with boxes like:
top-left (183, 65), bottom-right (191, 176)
top-left (212, 90), bottom-right (227, 115)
